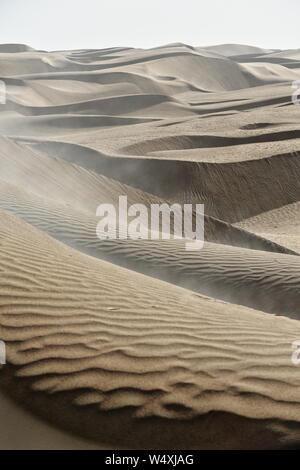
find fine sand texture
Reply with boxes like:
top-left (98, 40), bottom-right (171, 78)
top-left (0, 43), bottom-right (300, 449)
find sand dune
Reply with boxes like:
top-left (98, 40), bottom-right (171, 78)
top-left (1, 179), bottom-right (299, 317)
top-left (0, 44), bottom-right (35, 53)
top-left (0, 43), bottom-right (300, 450)
top-left (0, 136), bottom-right (292, 254)
top-left (203, 44), bottom-right (277, 57)
top-left (1, 209), bottom-right (300, 450)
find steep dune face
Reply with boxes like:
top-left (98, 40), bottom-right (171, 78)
top-left (0, 43), bottom-right (300, 449)
top-left (235, 202), bottom-right (300, 253)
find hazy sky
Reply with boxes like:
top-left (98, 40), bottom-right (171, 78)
top-left (0, 0), bottom-right (299, 51)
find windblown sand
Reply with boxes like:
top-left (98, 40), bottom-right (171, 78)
top-left (0, 43), bottom-right (300, 449)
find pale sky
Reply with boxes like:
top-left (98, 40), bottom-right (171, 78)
top-left (0, 0), bottom-right (299, 51)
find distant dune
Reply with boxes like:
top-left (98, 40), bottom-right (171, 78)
top-left (0, 43), bottom-right (300, 450)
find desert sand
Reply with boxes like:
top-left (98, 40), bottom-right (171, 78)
top-left (0, 43), bottom-right (300, 449)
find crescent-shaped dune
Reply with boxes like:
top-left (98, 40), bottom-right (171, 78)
top-left (0, 43), bottom-right (300, 449)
